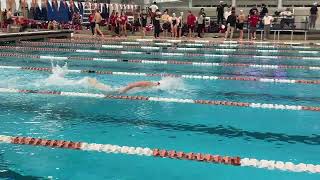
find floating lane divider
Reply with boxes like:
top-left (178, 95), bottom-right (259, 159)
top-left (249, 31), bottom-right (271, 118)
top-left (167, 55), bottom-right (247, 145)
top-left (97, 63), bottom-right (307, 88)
top-left (1, 135), bottom-right (319, 174)
top-left (1, 65), bottom-right (320, 85)
top-left (19, 41), bottom-right (319, 53)
top-left (1, 53), bottom-right (320, 71)
top-left (67, 37), bottom-right (317, 47)
top-left (1, 46), bottom-right (320, 60)
top-left (0, 88), bottom-right (320, 112)
top-left (48, 39), bottom-right (316, 50)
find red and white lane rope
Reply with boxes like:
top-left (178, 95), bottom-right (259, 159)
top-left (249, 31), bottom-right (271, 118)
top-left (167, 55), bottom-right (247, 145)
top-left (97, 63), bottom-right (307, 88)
top-left (0, 88), bottom-right (319, 112)
top-left (1, 52), bottom-right (320, 71)
top-left (1, 65), bottom-right (320, 85)
top-left (67, 37), bottom-right (316, 47)
top-left (19, 41), bottom-right (318, 54)
top-left (1, 46), bottom-right (319, 60)
top-left (0, 135), bottom-right (319, 173)
top-left (48, 38), bottom-right (316, 49)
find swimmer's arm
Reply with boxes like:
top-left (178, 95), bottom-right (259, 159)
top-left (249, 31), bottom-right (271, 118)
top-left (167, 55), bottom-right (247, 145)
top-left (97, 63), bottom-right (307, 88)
top-left (118, 84), bottom-right (137, 94)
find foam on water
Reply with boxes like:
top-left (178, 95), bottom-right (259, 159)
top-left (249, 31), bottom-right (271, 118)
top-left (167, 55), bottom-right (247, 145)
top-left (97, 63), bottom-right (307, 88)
top-left (157, 77), bottom-right (186, 93)
top-left (36, 62), bottom-right (91, 88)
top-left (35, 62), bottom-right (186, 94)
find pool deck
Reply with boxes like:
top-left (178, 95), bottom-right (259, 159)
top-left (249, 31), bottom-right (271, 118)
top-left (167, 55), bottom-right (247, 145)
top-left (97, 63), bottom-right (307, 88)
top-left (0, 30), bottom-right (73, 42)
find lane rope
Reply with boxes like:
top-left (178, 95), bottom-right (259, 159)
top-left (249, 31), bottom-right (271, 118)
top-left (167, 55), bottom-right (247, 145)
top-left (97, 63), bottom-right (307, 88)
top-left (54, 37), bottom-right (316, 48)
top-left (1, 65), bottom-right (320, 85)
top-left (0, 88), bottom-right (320, 112)
top-left (1, 46), bottom-right (320, 60)
top-left (1, 52), bottom-right (320, 71)
top-left (0, 135), bottom-right (319, 173)
top-left (19, 41), bottom-right (319, 53)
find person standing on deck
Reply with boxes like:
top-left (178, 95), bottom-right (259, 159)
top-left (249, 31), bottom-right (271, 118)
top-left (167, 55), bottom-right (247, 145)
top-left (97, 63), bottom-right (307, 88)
top-left (197, 8), bottom-right (206, 38)
top-left (237, 10), bottom-right (246, 41)
top-left (248, 10), bottom-right (259, 40)
top-left (310, 2), bottom-right (318, 29)
top-left (224, 10), bottom-right (236, 40)
top-left (89, 10), bottom-right (95, 35)
top-left (187, 10), bottom-right (196, 38)
top-left (153, 9), bottom-right (161, 38)
top-left (149, 1), bottom-right (158, 24)
top-left (94, 9), bottom-right (104, 38)
top-left (216, 1), bottom-right (225, 25)
top-left (263, 12), bottom-right (273, 40)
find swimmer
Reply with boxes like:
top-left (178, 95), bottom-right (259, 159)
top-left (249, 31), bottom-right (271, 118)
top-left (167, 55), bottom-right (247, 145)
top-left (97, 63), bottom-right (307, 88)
top-left (87, 77), bottom-right (160, 94)
top-left (87, 77), bottom-right (113, 92)
top-left (119, 81), bottom-right (160, 94)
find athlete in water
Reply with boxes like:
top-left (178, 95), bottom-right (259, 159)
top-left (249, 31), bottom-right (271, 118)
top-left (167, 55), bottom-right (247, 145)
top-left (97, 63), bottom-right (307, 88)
top-left (87, 77), bottom-right (160, 94)
top-left (87, 78), bottom-right (113, 92)
top-left (118, 81), bottom-right (160, 94)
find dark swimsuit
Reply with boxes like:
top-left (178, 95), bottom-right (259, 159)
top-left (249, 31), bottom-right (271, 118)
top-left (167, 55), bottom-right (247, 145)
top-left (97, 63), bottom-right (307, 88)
top-left (172, 19), bottom-right (177, 26)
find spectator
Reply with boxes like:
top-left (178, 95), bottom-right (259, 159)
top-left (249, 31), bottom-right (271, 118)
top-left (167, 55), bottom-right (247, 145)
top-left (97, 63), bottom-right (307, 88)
top-left (149, 2), bottom-right (159, 14)
top-left (263, 12), bottom-right (273, 40)
top-left (109, 10), bottom-right (116, 33)
top-left (197, 8), bottom-right (206, 38)
top-left (6, 9), bottom-right (13, 32)
top-left (149, 1), bottom-right (158, 23)
top-left (153, 9), bottom-right (161, 38)
top-left (161, 9), bottom-right (171, 37)
top-left (260, 4), bottom-right (268, 17)
top-left (259, 4), bottom-right (268, 28)
top-left (225, 10), bottom-right (236, 40)
top-left (170, 13), bottom-right (179, 38)
top-left (178, 12), bottom-right (184, 38)
top-left (140, 10), bottom-right (148, 37)
top-left (115, 12), bottom-right (121, 36)
top-left (187, 10), bottom-right (196, 38)
top-left (237, 10), bottom-right (246, 41)
top-left (120, 11), bottom-right (128, 37)
top-left (133, 13), bottom-right (141, 34)
top-left (249, 6), bottom-right (258, 16)
top-left (224, 7), bottom-right (231, 22)
top-left (248, 10), bottom-right (259, 40)
top-left (94, 10), bottom-right (104, 38)
top-left (310, 2), bottom-right (318, 29)
top-left (216, 1), bottom-right (225, 25)
top-left (280, 8), bottom-right (293, 17)
top-left (89, 10), bottom-right (95, 35)
top-left (280, 8), bottom-right (294, 29)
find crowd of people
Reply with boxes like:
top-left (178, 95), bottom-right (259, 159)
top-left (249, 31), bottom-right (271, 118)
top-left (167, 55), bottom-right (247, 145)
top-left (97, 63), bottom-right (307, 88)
top-left (104, 1), bottom-right (316, 40)
top-left (1, 1), bottom-right (319, 40)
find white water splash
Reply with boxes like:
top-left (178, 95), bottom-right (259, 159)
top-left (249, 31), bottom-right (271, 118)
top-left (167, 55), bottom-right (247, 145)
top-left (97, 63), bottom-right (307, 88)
top-left (35, 62), bottom-right (90, 88)
top-left (36, 61), bottom-right (185, 94)
top-left (157, 77), bottom-right (186, 92)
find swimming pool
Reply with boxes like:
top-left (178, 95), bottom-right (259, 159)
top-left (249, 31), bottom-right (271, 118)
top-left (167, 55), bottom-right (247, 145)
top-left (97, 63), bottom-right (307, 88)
top-left (0, 38), bottom-right (319, 180)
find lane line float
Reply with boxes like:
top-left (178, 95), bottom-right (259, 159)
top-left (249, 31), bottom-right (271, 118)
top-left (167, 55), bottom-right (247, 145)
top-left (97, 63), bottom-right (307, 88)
top-left (1, 46), bottom-right (319, 60)
top-left (0, 135), bottom-right (319, 173)
top-left (1, 53), bottom-right (320, 71)
top-left (0, 88), bottom-right (320, 112)
top-left (62, 37), bottom-right (316, 48)
top-left (1, 65), bottom-right (320, 85)
top-left (18, 41), bottom-right (318, 54)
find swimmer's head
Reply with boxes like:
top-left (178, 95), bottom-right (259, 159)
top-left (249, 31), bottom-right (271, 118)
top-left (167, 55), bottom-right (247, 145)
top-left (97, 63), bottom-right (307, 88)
top-left (156, 82), bottom-right (160, 86)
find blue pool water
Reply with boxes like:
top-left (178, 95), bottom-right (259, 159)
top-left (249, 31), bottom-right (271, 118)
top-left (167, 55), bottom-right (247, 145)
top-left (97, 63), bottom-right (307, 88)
top-left (0, 40), bottom-right (319, 180)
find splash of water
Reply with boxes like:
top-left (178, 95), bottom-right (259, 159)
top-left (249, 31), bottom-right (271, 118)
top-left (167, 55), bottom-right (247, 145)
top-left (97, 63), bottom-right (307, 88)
top-left (157, 77), bottom-right (186, 92)
top-left (37, 61), bottom-right (186, 94)
top-left (43, 62), bottom-right (79, 86)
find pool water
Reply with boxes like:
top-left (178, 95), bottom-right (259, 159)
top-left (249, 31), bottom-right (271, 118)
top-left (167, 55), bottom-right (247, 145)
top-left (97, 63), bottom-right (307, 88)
top-left (0, 39), bottom-right (319, 180)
